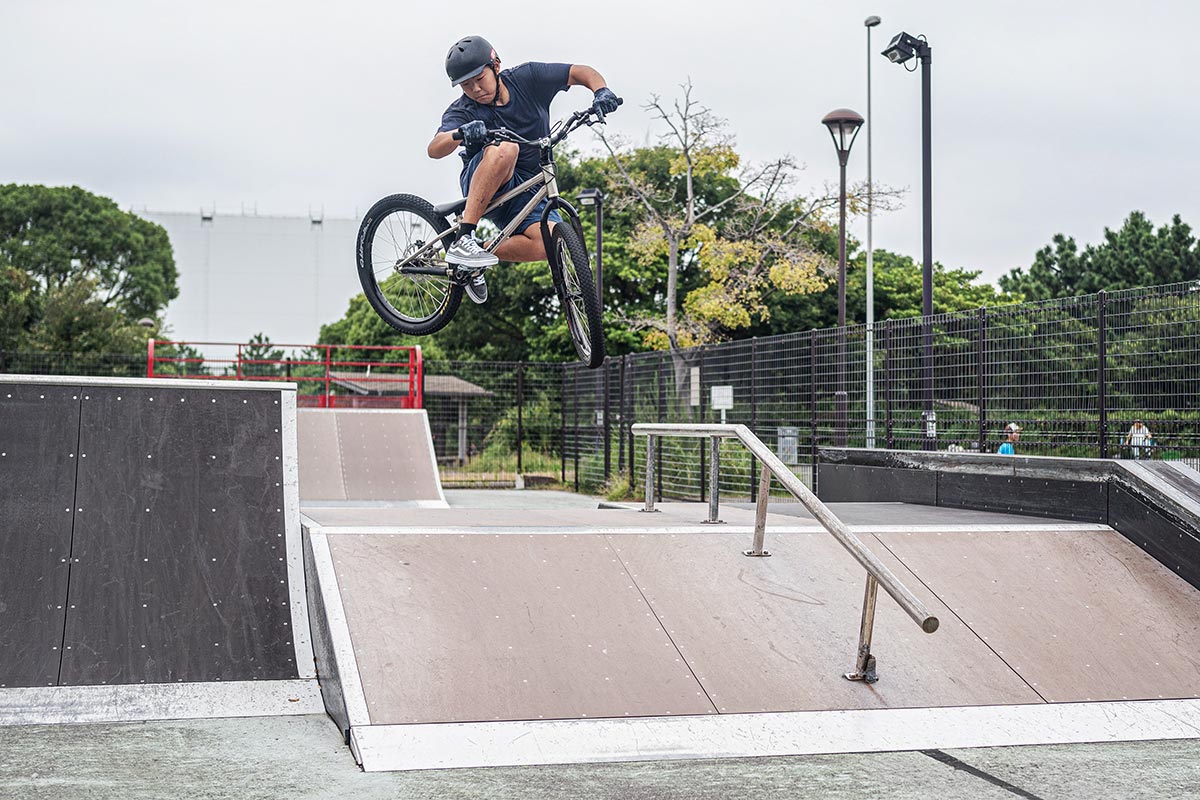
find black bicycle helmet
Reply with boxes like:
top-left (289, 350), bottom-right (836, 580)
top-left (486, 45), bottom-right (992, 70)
top-left (446, 36), bottom-right (497, 86)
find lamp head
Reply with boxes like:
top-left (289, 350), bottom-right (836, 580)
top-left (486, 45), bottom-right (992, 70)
top-left (865, 15), bottom-right (881, 27)
top-left (882, 31), bottom-right (924, 64)
top-left (577, 187), bottom-right (603, 207)
top-left (821, 108), bottom-right (865, 158)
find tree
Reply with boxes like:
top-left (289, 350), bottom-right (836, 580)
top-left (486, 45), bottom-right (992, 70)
top-left (0, 184), bottom-right (177, 353)
top-left (599, 82), bottom-right (865, 350)
top-left (1000, 211), bottom-right (1200, 300)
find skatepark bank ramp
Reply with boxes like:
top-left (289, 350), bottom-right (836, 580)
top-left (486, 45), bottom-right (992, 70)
top-left (0, 375), bottom-right (320, 724)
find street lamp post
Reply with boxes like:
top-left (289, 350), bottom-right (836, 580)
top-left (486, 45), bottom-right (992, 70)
top-left (577, 188), bottom-right (605, 302)
top-left (882, 30), bottom-right (936, 450)
top-left (822, 108), bottom-right (864, 448)
top-left (865, 15), bottom-right (881, 449)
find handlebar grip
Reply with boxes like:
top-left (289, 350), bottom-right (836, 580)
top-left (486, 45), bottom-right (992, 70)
top-left (451, 129), bottom-right (463, 141)
top-left (616, 97), bottom-right (624, 106)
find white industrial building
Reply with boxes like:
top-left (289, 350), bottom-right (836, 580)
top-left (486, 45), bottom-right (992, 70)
top-left (140, 210), bottom-right (363, 345)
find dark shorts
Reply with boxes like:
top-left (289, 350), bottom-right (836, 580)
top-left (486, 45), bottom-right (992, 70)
top-left (460, 151), bottom-right (562, 236)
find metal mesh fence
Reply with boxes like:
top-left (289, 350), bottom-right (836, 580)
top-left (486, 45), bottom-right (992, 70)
top-left (563, 283), bottom-right (1200, 499)
top-left (5, 282), bottom-right (1200, 493)
top-left (421, 361), bottom-right (565, 488)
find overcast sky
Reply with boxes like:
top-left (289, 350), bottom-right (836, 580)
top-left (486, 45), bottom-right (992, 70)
top-left (4, 0), bottom-right (1198, 287)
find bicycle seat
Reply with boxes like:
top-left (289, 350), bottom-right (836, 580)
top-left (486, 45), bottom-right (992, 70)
top-left (433, 198), bottom-right (467, 218)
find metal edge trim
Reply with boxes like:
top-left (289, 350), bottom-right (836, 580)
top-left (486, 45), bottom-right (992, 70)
top-left (280, 389), bottom-right (315, 679)
top-left (307, 523), bottom-right (1113, 537)
top-left (419, 410), bottom-right (449, 505)
top-left (308, 530), bottom-right (372, 728)
top-left (0, 374), bottom-right (299, 393)
top-left (0, 679), bottom-right (322, 726)
top-left (349, 697), bottom-right (1200, 772)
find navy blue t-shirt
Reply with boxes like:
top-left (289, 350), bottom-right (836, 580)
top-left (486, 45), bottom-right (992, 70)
top-left (438, 61), bottom-right (571, 179)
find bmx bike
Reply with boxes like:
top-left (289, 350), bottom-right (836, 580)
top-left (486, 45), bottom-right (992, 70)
top-left (355, 99), bottom-right (620, 369)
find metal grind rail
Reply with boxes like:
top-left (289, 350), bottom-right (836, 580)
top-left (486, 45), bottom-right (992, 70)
top-left (632, 423), bottom-right (938, 683)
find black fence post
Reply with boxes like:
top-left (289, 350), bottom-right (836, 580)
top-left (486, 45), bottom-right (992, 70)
top-left (617, 355), bottom-right (627, 476)
top-left (977, 307), bottom-right (987, 452)
top-left (750, 336), bottom-right (759, 501)
top-left (1098, 290), bottom-right (1108, 459)
top-left (657, 355), bottom-right (665, 502)
top-left (517, 362), bottom-right (525, 476)
top-left (699, 346), bottom-right (706, 504)
top-left (603, 361), bottom-right (611, 481)
top-left (809, 330), bottom-right (818, 492)
top-left (628, 357), bottom-right (636, 483)
top-left (573, 367), bottom-right (580, 492)
top-left (560, 367), bottom-right (567, 483)
top-left (884, 320), bottom-right (895, 450)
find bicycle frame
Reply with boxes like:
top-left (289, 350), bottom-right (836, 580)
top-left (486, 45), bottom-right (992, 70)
top-left (394, 124), bottom-right (590, 276)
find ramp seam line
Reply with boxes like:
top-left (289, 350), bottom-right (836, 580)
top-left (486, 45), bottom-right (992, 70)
top-left (56, 387), bottom-right (86, 686)
top-left (870, 534), bottom-right (1050, 704)
top-left (602, 534), bottom-right (720, 715)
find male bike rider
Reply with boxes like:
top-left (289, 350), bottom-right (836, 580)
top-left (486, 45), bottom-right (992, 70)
top-left (427, 35), bottom-right (619, 304)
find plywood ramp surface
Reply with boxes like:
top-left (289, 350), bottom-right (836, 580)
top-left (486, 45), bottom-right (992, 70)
top-left (328, 534), bottom-right (716, 724)
top-left (877, 529), bottom-right (1200, 703)
top-left (608, 532), bottom-right (1041, 712)
top-left (298, 410), bottom-right (444, 504)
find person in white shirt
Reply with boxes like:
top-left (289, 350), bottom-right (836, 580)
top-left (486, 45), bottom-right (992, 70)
top-left (1124, 419), bottom-right (1152, 460)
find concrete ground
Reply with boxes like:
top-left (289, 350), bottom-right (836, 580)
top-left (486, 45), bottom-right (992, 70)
top-left (2, 714), bottom-right (1198, 800)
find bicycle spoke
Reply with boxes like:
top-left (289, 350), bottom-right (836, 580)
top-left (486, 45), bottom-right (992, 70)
top-left (369, 207), bottom-right (453, 325)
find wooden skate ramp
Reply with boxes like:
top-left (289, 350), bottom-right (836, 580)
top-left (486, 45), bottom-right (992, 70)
top-left (304, 502), bottom-right (1200, 770)
top-left (297, 409), bottom-right (445, 505)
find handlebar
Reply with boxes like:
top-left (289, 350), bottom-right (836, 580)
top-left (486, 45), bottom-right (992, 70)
top-left (451, 98), bottom-right (622, 147)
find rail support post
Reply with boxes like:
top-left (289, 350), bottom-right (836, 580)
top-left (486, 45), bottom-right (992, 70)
top-left (701, 435), bottom-right (724, 524)
top-left (641, 434), bottom-right (659, 513)
top-left (844, 574), bottom-right (880, 683)
top-left (743, 462), bottom-right (773, 557)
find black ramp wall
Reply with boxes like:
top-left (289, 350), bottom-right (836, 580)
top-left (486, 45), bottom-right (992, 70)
top-left (0, 385), bottom-right (80, 688)
top-left (0, 382), bottom-right (298, 688)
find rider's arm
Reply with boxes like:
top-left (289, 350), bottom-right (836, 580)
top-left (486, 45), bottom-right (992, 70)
top-left (567, 64), bottom-right (607, 92)
top-left (428, 131), bottom-right (460, 160)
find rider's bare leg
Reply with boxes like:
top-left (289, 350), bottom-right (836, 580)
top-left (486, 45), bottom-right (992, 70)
top-left (493, 222), bottom-right (551, 262)
top-left (463, 143), bottom-right (518, 226)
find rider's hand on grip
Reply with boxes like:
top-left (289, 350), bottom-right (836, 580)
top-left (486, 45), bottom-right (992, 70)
top-left (593, 87), bottom-right (621, 118)
top-left (458, 120), bottom-right (487, 149)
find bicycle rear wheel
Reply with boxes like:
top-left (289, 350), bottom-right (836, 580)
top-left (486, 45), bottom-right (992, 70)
top-left (356, 194), bottom-right (462, 336)
top-left (549, 224), bottom-right (605, 368)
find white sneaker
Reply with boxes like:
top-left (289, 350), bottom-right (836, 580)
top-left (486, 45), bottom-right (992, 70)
top-left (445, 234), bottom-right (499, 269)
top-left (463, 271), bottom-right (488, 304)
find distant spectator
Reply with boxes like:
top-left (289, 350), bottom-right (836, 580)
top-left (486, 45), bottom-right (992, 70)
top-left (1124, 419), bottom-right (1152, 460)
top-left (998, 423), bottom-right (1021, 455)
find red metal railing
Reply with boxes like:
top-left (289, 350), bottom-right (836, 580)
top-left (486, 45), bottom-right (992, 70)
top-left (147, 340), bottom-right (422, 409)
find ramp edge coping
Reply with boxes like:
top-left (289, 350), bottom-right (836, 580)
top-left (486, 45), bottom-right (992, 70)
top-left (0, 374), bottom-right (298, 392)
top-left (350, 697), bottom-right (1200, 772)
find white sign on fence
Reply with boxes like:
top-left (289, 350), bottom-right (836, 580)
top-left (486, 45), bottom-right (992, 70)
top-left (711, 385), bottom-right (733, 410)
top-left (690, 367), bottom-right (701, 407)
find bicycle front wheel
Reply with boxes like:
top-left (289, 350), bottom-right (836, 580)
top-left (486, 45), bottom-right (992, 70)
top-left (549, 224), bottom-right (605, 368)
top-left (356, 194), bottom-right (462, 336)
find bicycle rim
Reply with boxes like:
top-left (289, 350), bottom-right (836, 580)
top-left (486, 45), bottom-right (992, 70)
top-left (556, 238), bottom-right (595, 363)
top-left (369, 209), bottom-right (453, 325)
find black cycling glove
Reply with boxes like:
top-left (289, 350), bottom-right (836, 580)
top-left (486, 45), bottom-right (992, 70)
top-left (593, 87), bottom-right (620, 115)
top-left (459, 120), bottom-right (487, 149)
